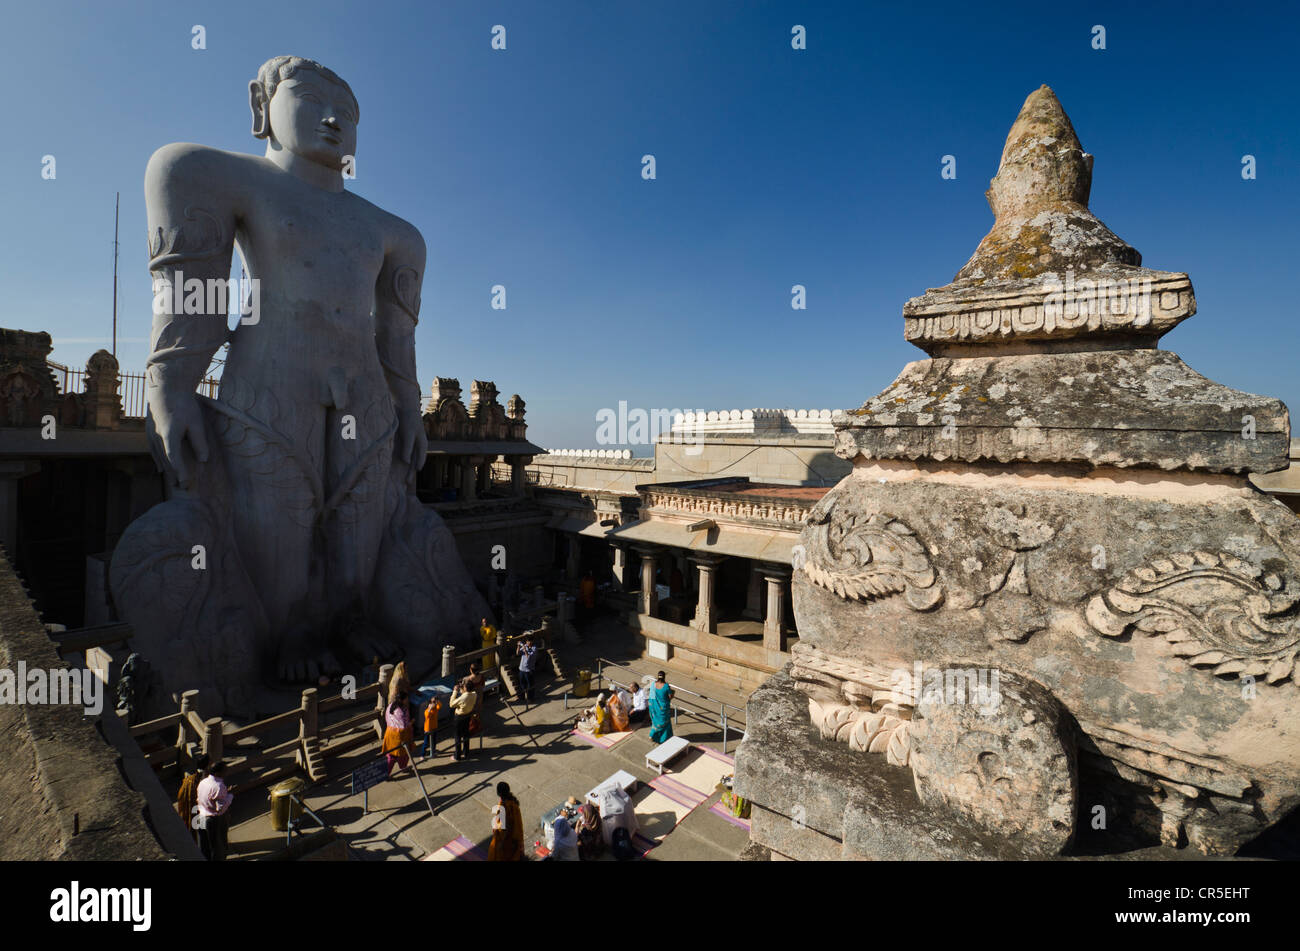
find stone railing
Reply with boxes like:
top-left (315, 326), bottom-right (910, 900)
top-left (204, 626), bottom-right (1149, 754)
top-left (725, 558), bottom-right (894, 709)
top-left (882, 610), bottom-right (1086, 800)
top-left (641, 484), bottom-right (815, 529)
top-left (668, 408), bottom-right (841, 436)
top-left (542, 448), bottom-right (639, 461)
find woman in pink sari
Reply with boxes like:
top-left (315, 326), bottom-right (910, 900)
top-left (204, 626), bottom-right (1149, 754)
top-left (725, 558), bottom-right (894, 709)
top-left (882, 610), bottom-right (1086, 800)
top-left (383, 692), bottom-right (415, 777)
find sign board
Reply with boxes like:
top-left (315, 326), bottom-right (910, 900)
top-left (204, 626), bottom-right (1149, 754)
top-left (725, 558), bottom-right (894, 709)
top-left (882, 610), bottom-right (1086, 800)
top-left (351, 758), bottom-right (389, 796)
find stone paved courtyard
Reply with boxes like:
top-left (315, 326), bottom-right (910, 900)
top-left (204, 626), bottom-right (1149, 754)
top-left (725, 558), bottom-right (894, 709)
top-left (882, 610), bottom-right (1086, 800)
top-left (225, 614), bottom-right (753, 860)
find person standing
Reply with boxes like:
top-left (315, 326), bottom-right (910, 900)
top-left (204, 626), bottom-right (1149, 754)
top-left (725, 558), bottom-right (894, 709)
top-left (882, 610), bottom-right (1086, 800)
top-left (196, 761), bottom-right (233, 861)
top-left (175, 754), bottom-right (209, 845)
top-left (467, 663), bottom-right (486, 714)
top-left (488, 781), bottom-right (524, 861)
top-left (383, 692), bottom-right (416, 777)
top-left (516, 636), bottom-right (537, 703)
top-left (422, 694), bottom-right (442, 759)
top-left (479, 618), bottom-right (497, 672)
top-left (450, 678), bottom-right (478, 761)
top-left (648, 671), bottom-right (675, 744)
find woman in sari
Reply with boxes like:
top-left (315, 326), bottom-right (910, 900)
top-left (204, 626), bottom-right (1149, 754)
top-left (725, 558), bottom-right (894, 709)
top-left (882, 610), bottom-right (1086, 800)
top-left (383, 692), bottom-right (416, 777)
top-left (488, 781), bottom-right (524, 861)
top-left (608, 688), bottom-right (630, 733)
top-left (576, 693), bottom-right (609, 736)
top-left (648, 671), bottom-right (675, 744)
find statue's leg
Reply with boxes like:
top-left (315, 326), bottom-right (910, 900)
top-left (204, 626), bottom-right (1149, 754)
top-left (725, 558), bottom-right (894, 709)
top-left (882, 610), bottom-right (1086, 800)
top-left (110, 403), bottom-right (266, 716)
top-left (206, 376), bottom-right (330, 682)
top-left (322, 392), bottom-right (399, 661)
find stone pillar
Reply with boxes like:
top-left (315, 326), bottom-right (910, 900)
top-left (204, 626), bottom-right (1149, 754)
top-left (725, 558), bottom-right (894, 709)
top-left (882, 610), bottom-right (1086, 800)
top-left (0, 461), bottom-right (39, 557)
top-left (178, 690), bottom-right (199, 750)
top-left (743, 561), bottom-right (764, 620)
top-left (202, 717), bottom-right (224, 764)
top-left (441, 645), bottom-right (456, 678)
top-left (510, 458), bottom-right (528, 496)
top-left (459, 457), bottom-right (476, 501)
top-left (298, 687), bottom-right (318, 770)
top-left (761, 564), bottom-right (792, 652)
top-left (637, 547), bottom-right (659, 617)
top-left (376, 663), bottom-right (394, 739)
top-left (692, 555), bottom-right (724, 634)
top-left (610, 544), bottom-right (628, 590)
top-left (565, 535), bottom-right (581, 583)
top-left (83, 350), bottom-right (122, 431)
top-left (476, 455), bottom-right (492, 495)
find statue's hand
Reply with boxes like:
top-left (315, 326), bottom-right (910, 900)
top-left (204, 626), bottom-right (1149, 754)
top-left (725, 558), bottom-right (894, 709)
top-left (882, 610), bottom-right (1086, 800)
top-left (396, 406), bottom-right (427, 469)
top-left (149, 390), bottom-right (209, 487)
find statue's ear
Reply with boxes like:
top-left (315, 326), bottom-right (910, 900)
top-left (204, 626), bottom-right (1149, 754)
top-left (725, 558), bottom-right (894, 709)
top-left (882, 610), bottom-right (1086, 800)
top-left (249, 80), bottom-right (271, 139)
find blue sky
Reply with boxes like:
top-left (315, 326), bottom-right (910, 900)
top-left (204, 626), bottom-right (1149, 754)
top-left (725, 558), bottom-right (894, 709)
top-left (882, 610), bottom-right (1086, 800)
top-left (2, 0), bottom-right (1296, 452)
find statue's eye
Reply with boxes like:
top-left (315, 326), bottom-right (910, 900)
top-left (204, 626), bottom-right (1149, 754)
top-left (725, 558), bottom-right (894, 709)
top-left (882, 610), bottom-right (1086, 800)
top-left (299, 92), bottom-right (322, 104)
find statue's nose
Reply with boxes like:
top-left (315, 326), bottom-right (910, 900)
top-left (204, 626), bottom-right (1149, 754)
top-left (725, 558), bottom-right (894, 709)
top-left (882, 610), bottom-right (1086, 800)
top-left (322, 115), bottom-right (340, 130)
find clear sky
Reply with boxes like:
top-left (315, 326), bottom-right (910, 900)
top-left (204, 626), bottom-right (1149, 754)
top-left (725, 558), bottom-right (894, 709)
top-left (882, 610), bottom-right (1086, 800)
top-left (2, 0), bottom-right (1296, 452)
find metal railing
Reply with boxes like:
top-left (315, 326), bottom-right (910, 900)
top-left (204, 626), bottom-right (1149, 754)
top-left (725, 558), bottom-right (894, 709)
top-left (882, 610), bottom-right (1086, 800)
top-left (45, 361), bottom-right (219, 419)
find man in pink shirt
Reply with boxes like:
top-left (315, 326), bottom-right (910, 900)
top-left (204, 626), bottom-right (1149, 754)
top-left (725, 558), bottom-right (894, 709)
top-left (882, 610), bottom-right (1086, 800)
top-left (196, 761), bottom-right (234, 861)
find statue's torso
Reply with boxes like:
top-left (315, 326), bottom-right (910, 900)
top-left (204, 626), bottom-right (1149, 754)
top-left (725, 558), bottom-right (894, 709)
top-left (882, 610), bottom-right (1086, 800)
top-left (217, 155), bottom-right (400, 402)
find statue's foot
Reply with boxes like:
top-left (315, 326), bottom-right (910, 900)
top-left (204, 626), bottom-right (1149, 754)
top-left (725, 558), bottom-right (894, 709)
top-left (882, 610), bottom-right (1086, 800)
top-left (277, 628), bottom-right (343, 684)
top-left (342, 628), bottom-right (400, 666)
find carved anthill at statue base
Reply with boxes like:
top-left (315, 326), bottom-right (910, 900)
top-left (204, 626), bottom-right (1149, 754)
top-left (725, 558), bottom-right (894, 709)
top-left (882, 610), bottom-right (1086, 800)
top-left (109, 57), bottom-right (488, 715)
top-left (734, 86), bottom-right (1299, 859)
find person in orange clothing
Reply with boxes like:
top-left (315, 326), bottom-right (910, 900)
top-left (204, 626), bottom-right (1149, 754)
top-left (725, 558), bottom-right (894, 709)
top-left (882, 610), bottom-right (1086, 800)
top-left (422, 693), bottom-right (443, 759)
top-left (383, 692), bottom-right (416, 777)
top-left (487, 781), bottom-right (524, 861)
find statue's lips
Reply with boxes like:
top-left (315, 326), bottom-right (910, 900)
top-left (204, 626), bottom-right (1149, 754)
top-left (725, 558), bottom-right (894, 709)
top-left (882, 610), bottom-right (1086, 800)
top-left (317, 129), bottom-right (343, 145)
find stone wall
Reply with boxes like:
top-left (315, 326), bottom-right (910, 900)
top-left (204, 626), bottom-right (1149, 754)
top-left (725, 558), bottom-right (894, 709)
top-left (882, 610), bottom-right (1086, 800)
top-left (0, 546), bottom-right (172, 860)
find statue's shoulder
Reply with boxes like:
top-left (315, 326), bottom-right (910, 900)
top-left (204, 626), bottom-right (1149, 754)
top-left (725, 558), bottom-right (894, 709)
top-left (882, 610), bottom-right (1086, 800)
top-left (346, 192), bottom-right (426, 260)
top-left (145, 143), bottom-right (263, 191)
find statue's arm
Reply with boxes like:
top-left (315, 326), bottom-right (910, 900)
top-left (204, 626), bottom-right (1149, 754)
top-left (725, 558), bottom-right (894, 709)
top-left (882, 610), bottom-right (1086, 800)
top-left (143, 143), bottom-right (238, 485)
top-left (375, 219), bottom-right (428, 468)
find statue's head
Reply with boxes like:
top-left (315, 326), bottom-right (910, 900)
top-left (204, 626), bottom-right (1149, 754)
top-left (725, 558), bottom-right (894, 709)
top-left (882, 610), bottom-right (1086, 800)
top-left (249, 56), bottom-right (358, 171)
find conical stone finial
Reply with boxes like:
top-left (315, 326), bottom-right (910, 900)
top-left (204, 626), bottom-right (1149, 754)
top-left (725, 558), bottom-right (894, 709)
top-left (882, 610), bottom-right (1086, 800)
top-left (955, 85), bottom-right (1140, 284)
top-left (902, 85), bottom-right (1194, 356)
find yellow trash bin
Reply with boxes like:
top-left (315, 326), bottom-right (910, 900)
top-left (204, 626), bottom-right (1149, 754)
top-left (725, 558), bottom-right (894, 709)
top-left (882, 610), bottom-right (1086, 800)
top-left (269, 777), bottom-right (307, 832)
top-left (574, 668), bottom-right (592, 699)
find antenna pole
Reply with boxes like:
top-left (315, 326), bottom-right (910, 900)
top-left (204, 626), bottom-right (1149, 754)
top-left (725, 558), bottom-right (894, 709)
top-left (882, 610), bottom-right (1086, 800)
top-left (111, 192), bottom-right (120, 357)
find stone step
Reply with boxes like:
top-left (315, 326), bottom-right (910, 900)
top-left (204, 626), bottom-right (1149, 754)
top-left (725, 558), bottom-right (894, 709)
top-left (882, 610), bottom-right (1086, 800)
top-left (546, 648), bottom-right (567, 681)
top-left (301, 736), bottom-right (327, 783)
top-left (498, 666), bottom-right (519, 699)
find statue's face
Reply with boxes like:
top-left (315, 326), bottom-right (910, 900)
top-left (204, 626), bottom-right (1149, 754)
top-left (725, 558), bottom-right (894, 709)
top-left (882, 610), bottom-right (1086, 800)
top-left (266, 71), bottom-right (358, 170)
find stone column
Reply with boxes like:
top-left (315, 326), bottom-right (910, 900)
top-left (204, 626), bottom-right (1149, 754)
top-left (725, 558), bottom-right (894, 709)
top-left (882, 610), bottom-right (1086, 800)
top-left (743, 561), bottom-right (764, 620)
top-left (83, 350), bottom-right (123, 431)
top-left (761, 564), bottom-right (793, 652)
top-left (0, 461), bottom-right (39, 557)
top-left (692, 554), bottom-right (724, 634)
top-left (459, 457), bottom-right (476, 501)
top-left (565, 534), bottom-right (581, 583)
top-left (510, 455), bottom-right (532, 496)
top-left (636, 547), bottom-right (659, 617)
top-left (610, 544), bottom-right (628, 590)
top-left (476, 455), bottom-right (493, 495)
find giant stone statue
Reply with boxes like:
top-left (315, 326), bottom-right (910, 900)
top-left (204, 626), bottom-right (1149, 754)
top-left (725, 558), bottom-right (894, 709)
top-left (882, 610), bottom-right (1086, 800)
top-left (735, 87), bottom-right (1300, 859)
top-left (110, 56), bottom-right (488, 714)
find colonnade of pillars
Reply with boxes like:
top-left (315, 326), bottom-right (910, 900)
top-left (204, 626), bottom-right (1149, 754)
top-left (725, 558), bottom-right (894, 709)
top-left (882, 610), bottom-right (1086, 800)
top-left (423, 454), bottom-right (532, 501)
top-left (630, 544), bottom-right (792, 652)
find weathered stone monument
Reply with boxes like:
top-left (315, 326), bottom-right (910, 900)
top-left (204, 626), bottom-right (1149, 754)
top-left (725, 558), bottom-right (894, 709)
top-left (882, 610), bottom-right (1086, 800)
top-left (734, 86), bottom-right (1299, 858)
top-left (110, 56), bottom-right (487, 714)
